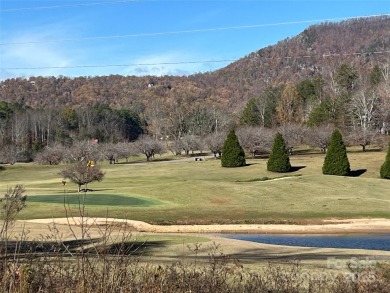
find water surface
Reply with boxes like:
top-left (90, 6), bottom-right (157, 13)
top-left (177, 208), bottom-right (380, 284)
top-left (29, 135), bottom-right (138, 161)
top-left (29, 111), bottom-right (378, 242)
top-left (222, 234), bottom-right (390, 251)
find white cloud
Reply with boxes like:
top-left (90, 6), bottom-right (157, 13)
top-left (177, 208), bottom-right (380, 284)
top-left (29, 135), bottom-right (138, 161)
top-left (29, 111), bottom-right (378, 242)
top-left (0, 20), bottom-right (86, 79)
top-left (0, 24), bottom-right (227, 79)
top-left (123, 52), bottom-right (218, 77)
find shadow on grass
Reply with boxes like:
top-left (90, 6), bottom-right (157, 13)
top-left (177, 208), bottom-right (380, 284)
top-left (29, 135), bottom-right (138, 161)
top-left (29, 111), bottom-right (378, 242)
top-left (2, 238), bottom-right (102, 254)
top-left (348, 147), bottom-right (383, 153)
top-left (2, 239), bottom-right (168, 257)
top-left (228, 249), bottom-right (387, 262)
top-left (236, 174), bottom-right (302, 183)
top-left (349, 169), bottom-right (367, 177)
top-left (289, 166), bottom-right (306, 172)
top-left (28, 194), bottom-right (161, 207)
top-left (290, 149), bottom-right (313, 155)
top-left (188, 152), bottom-right (209, 157)
top-left (86, 188), bottom-right (114, 192)
top-left (221, 163), bottom-right (256, 168)
top-left (117, 157), bottom-right (179, 164)
top-left (245, 163), bottom-right (257, 167)
top-left (92, 240), bottom-right (168, 256)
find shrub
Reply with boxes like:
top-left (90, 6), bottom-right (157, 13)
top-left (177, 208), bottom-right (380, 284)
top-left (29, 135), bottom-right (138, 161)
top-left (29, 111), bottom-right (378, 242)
top-left (380, 142), bottom-right (390, 179)
top-left (221, 129), bottom-right (246, 167)
top-left (322, 129), bottom-right (350, 176)
top-left (267, 133), bottom-right (291, 172)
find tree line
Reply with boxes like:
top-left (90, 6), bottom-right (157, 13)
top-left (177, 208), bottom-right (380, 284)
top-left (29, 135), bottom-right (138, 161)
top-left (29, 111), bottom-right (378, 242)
top-left (1, 17), bottom-right (389, 164)
top-left (0, 122), bottom-right (384, 167)
top-left (0, 103), bottom-right (143, 162)
top-left (0, 64), bottom-right (388, 165)
top-left (240, 64), bottom-right (390, 133)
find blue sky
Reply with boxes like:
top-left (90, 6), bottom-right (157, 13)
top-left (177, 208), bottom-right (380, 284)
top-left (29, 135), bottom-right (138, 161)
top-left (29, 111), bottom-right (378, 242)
top-left (0, 0), bottom-right (389, 80)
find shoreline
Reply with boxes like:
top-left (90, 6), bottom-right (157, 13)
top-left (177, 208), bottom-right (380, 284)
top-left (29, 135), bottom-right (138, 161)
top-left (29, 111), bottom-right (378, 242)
top-left (10, 218), bottom-right (390, 265)
top-left (22, 217), bottom-right (390, 235)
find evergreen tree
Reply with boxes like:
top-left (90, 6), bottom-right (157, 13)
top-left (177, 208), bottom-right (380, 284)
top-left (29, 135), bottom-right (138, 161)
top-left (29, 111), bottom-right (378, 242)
top-left (240, 98), bottom-right (261, 126)
top-left (221, 129), bottom-right (246, 167)
top-left (335, 64), bottom-right (358, 94)
top-left (322, 129), bottom-right (350, 176)
top-left (370, 65), bottom-right (382, 86)
top-left (267, 133), bottom-right (291, 172)
top-left (380, 142), bottom-right (390, 179)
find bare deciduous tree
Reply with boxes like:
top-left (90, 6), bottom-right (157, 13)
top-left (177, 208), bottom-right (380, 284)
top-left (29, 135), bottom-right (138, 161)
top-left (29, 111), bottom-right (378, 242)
top-left (116, 142), bottom-right (139, 162)
top-left (65, 140), bottom-right (100, 163)
top-left (305, 124), bottom-right (334, 152)
top-left (380, 64), bottom-right (390, 98)
top-left (237, 126), bottom-right (274, 158)
top-left (277, 124), bottom-right (307, 154)
top-left (186, 106), bottom-right (217, 137)
top-left (378, 65), bottom-right (390, 134)
top-left (34, 144), bottom-right (66, 165)
top-left (60, 162), bottom-right (105, 192)
top-left (276, 84), bottom-right (303, 124)
top-left (204, 132), bottom-right (227, 158)
top-left (0, 185), bottom-right (27, 256)
top-left (0, 144), bottom-right (18, 165)
top-left (350, 91), bottom-right (380, 130)
top-left (175, 135), bottom-right (201, 156)
top-left (99, 143), bottom-right (120, 164)
top-left (134, 136), bottom-right (164, 161)
top-left (161, 96), bottom-right (191, 140)
top-left (347, 128), bottom-right (383, 152)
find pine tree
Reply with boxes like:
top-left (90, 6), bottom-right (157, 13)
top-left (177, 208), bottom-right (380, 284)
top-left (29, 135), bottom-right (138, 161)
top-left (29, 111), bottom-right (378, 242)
top-left (322, 129), bottom-right (350, 176)
top-left (380, 142), bottom-right (390, 179)
top-left (267, 133), bottom-right (291, 172)
top-left (221, 129), bottom-right (246, 167)
top-left (240, 98), bottom-right (261, 126)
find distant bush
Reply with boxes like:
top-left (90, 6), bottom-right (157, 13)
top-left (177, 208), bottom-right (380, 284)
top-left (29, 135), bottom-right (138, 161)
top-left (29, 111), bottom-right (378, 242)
top-left (267, 132), bottom-right (291, 172)
top-left (322, 129), bottom-right (350, 176)
top-left (221, 129), bottom-right (246, 167)
top-left (380, 142), bottom-right (390, 179)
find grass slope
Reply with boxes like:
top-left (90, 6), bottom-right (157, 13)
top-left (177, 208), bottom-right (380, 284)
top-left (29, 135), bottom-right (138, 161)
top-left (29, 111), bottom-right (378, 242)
top-left (0, 150), bottom-right (389, 223)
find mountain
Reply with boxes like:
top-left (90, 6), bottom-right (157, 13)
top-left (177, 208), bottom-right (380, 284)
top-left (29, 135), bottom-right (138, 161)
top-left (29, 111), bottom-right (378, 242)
top-left (1, 16), bottom-right (389, 112)
top-left (201, 15), bottom-right (390, 108)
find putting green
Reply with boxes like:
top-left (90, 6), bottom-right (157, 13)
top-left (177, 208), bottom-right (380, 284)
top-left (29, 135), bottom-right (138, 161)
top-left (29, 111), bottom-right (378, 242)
top-left (27, 194), bottom-right (161, 207)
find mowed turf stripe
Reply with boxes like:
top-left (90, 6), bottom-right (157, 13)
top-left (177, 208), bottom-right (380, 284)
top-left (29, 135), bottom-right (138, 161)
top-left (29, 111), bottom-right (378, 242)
top-left (27, 194), bottom-right (161, 207)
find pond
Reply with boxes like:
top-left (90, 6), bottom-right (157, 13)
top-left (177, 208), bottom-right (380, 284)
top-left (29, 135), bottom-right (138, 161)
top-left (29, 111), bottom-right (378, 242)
top-left (221, 234), bottom-right (390, 251)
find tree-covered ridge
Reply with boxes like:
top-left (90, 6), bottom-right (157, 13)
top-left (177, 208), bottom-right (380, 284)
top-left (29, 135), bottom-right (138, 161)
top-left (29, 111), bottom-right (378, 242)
top-left (1, 16), bottom-right (389, 111)
top-left (0, 16), bottom-right (389, 163)
top-left (213, 16), bottom-right (390, 105)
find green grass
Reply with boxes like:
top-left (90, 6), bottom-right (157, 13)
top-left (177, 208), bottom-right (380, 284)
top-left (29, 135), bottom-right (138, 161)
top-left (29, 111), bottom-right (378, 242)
top-left (237, 174), bottom-right (303, 182)
top-left (1, 150), bottom-right (389, 223)
top-left (27, 193), bottom-right (161, 207)
top-left (131, 234), bottom-right (210, 245)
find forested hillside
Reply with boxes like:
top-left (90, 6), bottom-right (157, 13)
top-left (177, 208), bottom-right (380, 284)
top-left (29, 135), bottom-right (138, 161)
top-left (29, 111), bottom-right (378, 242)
top-left (0, 16), bottom-right (389, 163)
